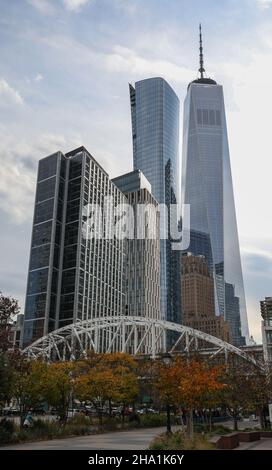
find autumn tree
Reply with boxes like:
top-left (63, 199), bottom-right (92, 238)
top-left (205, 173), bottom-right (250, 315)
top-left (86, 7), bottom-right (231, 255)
top-left (100, 353), bottom-right (139, 421)
top-left (155, 359), bottom-right (181, 433)
top-left (0, 292), bottom-right (20, 353)
top-left (0, 353), bottom-right (14, 406)
top-left (12, 354), bottom-right (47, 427)
top-left (42, 361), bottom-right (75, 423)
top-left (179, 359), bottom-right (225, 438)
top-left (221, 357), bottom-right (272, 430)
top-left (74, 353), bottom-right (139, 424)
top-left (155, 357), bottom-right (225, 438)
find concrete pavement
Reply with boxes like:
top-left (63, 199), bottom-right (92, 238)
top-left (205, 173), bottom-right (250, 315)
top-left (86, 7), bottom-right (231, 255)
top-left (1, 426), bottom-right (181, 450)
top-left (235, 438), bottom-right (272, 450)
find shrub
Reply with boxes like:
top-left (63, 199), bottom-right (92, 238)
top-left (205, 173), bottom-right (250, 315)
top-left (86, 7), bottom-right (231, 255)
top-left (67, 414), bottom-right (92, 426)
top-left (149, 430), bottom-right (216, 450)
top-left (139, 413), bottom-right (176, 428)
top-left (0, 419), bottom-right (15, 444)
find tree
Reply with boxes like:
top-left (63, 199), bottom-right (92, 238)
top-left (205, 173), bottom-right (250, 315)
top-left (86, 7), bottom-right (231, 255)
top-left (221, 357), bottom-right (256, 431)
top-left (155, 357), bottom-right (225, 438)
top-left (42, 362), bottom-right (75, 423)
top-left (221, 357), bottom-right (272, 430)
top-left (0, 353), bottom-right (14, 406)
top-left (0, 292), bottom-right (20, 353)
top-left (178, 359), bottom-right (225, 438)
top-left (12, 354), bottom-right (47, 427)
top-left (74, 353), bottom-right (139, 425)
top-left (100, 353), bottom-right (139, 421)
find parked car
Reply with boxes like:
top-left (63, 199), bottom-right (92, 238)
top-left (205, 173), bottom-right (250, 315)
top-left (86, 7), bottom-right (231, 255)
top-left (30, 406), bottom-right (46, 416)
top-left (2, 406), bottom-right (20, 416)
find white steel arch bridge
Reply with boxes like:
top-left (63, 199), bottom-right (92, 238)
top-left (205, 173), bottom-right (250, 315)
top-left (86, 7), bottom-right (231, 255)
top-left (23, 316), bottom-right (261, 368)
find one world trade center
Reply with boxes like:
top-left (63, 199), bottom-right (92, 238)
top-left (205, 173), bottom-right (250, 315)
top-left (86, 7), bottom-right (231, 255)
top-left (181, 26), bottom-right (249, 346)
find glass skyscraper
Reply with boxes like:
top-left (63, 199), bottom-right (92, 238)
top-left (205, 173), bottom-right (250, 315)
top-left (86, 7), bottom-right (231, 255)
top-left (21, 146), bottom-right (126, 348)
top-left (181, 29), bottom-right (249, 345)
top-left (129, 78), bottom-right (180, 325)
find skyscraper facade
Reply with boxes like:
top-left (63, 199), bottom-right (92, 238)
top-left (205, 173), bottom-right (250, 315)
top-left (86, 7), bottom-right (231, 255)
top-left (21, 146), bottom-right (126, 348)
top-left (112, 170), bottom-right (160, 321)
top-left (129, 78), bottom-right (180, 326)
top-left (181, 28), bottom-right (249, 346)
top-left (261, 297), bottom-right (272, 362)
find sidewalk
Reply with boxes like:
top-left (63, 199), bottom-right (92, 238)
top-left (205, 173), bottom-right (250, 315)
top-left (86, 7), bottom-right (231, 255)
top-left (235, 438), bottom-right (272, 450)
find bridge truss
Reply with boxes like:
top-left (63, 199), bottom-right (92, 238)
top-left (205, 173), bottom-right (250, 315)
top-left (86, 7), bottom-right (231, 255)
top-left (23, 316), bottom-right (261, 368)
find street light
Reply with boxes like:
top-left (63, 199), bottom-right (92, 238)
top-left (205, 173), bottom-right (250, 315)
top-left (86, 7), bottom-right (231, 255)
top-left (162, 352), bottom-right (172, 434)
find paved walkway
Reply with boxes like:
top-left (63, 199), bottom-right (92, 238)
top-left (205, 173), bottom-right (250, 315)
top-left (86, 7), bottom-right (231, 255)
top-left (235, 438), bottom-right (272, 450)
top-left (1, 426), bottom-right (181, 450)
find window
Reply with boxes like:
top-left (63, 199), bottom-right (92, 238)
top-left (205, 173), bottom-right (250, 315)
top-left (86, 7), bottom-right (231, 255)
top-left (36, 177), bottom-right (56, 203)
top-left (30, 244), bottom-right (51, 270)
top-left (38, 154), bottom-right (58, 181)
top-left (28, 268), bottom-right (49, 294)
top-left (32, 221), bottom-right (52, 247)
top-left (196, 108), bottom-right (221, 127)
top-left (34, 199), bottom-right (54, 224)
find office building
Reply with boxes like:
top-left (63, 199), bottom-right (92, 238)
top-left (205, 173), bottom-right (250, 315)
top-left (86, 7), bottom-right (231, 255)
top-left (21, 146), bottom-right (126, 348)
top-left (129, 77), bottom-right (181, 327)
top-left (261, 297), bottom-right (272, 362)
top-left (112, 170), bottom-right (160, 321)
top-left (181, 253), bottom-right (231, 344)
top-left (181, 26), bottom-right (249, 346)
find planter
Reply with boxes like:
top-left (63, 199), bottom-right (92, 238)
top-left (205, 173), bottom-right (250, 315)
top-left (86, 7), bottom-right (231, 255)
top-left (238, 432), bottom-right (260, 442)
top-left (215, 433), bottom-right (239, 449)
top-left (260, 431), bottom-right (272, 438)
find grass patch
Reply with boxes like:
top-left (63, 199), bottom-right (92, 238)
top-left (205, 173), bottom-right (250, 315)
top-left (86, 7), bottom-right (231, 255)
top-left (149, 430), bottom-right (216, 450)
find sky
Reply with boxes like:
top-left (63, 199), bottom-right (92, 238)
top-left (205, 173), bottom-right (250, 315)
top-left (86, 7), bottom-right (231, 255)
top-left (0, 0), bottom-right (272, 343)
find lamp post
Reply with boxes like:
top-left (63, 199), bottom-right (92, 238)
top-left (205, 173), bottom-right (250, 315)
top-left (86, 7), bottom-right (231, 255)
top-left (162, 352), bottom-right (172, 434)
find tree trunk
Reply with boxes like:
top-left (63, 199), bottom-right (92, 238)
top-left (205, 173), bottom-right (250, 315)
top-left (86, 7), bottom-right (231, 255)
top-left (209, 412), bottom-right (213, 432)
top-left (259, 408), bottom-right (265, 429)
top-left (121, 405), bottom-right (125, 425)
top-left (99, 410), bottom-right (103, 426)
top-left (186, 409), bottom-right (194, 440)
top-left (233, 415), bottom-right (238, 431)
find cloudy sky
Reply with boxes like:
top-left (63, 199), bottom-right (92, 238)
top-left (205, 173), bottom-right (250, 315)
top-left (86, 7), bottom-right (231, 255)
top-left (0, 0), bottom-right (272, 343)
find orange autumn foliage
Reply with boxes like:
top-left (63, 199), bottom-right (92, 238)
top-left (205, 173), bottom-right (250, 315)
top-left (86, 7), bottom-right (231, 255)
top-left (156, 357), bottom-right (225, 409)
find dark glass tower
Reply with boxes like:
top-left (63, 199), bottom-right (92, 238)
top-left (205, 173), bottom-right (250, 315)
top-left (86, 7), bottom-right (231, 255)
top-left (181, 26), bottom-right (249, 345)
top-left (129, 78), bottom-right (180, 326)
top-left (21, 146), bottom-right (126, 348)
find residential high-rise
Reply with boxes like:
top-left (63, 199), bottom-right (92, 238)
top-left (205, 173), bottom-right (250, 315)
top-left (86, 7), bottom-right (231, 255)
top-left (261, 297), bottom-right (272, 362)
top-left (112, 170), bottom-right (160, 321)
top-left (129, 78), bottom-right (181, 326)
top-left (181, 253), bottom-right (231, 344)
top-left (21, 146), bottom-right (126, 348)
top-left (181, 26), bottom-right (249, 346)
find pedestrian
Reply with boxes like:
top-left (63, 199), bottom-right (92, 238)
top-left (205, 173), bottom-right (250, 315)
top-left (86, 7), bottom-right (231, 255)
top-left (23, 412), bottom-right (33, 428)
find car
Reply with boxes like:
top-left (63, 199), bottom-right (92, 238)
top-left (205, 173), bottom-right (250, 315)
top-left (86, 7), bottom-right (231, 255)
top-left (2, 407), bottom-right (12, 416)
top-left (30, 407), bottom-right (46, 416)
top-left (2, 407), bottom-right (20, 416)
top-left (67, 408), bottom-right (81, 418)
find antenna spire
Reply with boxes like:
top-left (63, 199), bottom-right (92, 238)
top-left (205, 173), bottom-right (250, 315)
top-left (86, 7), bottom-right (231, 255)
top-left (199, 23), bottom-right (205, 79)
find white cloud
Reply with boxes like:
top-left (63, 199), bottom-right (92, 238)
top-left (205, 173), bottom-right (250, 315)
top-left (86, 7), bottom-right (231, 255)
top-left (41, 34), bottom-right (195, 85)
top-left (106, 45), bottom-right (195, 84)
top-left (256, 0), bottom-right (272, 9)
top-left (27, 0), bottom-right (56, 15)
top-left (0, 79), bottom-right (24, 106)
top-left (0, 128), bottom-right (82, 224)
top-left (62, 0), bottom-right (91, 11)
top-left (35, 73), bottom-right (44, 81)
